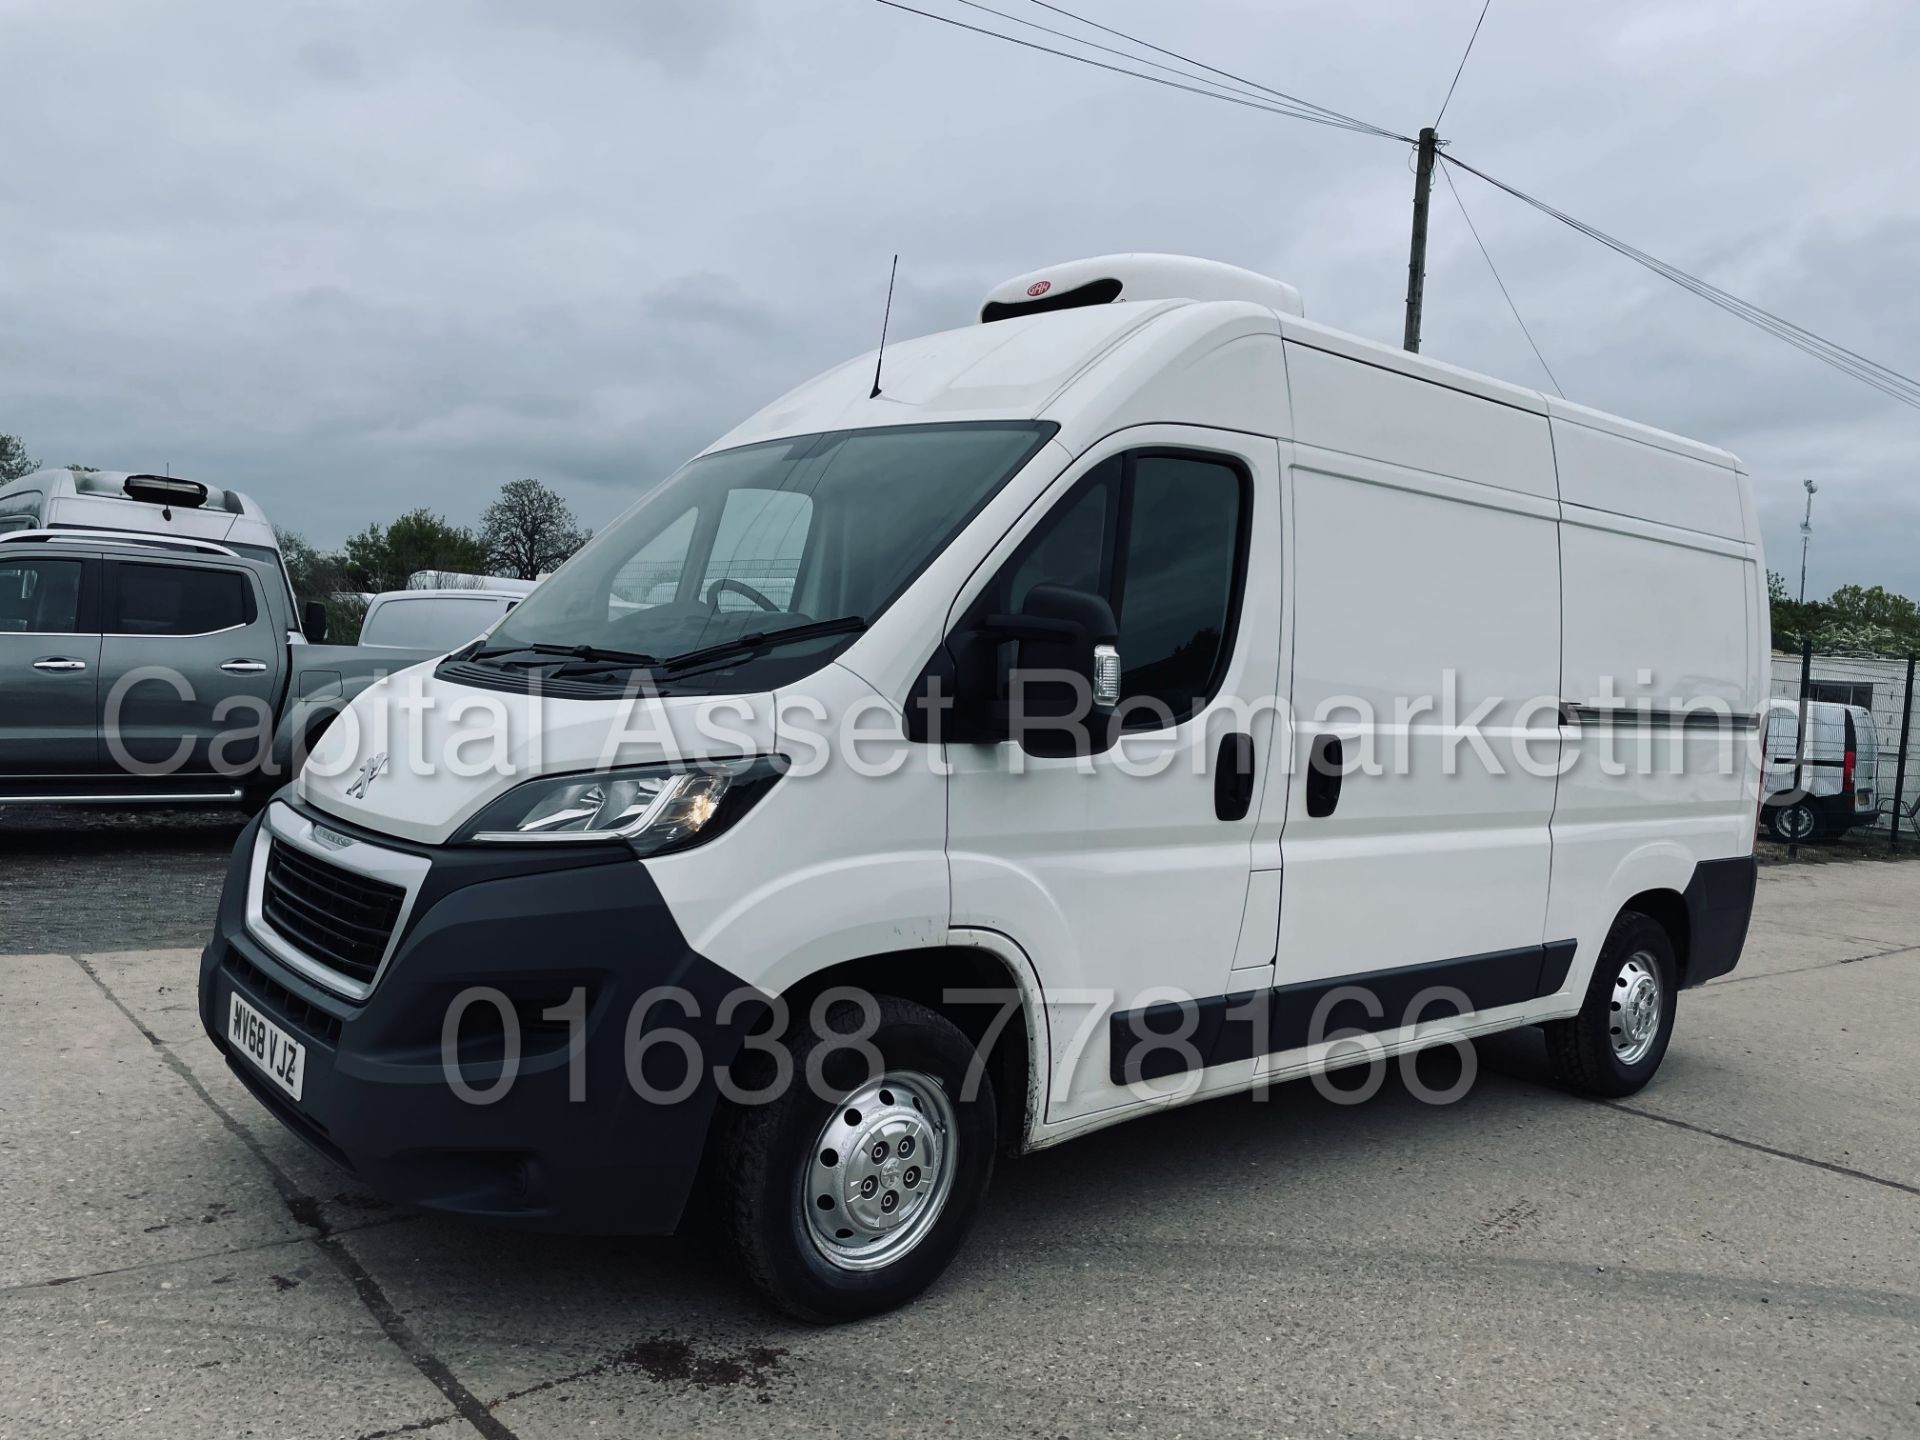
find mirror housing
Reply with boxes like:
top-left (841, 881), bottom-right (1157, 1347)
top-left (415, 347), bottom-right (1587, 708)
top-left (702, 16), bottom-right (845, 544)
top-left (908, 583), bottom-right (1120, 755)
top-left (302, 600), bottom-right (330, 645)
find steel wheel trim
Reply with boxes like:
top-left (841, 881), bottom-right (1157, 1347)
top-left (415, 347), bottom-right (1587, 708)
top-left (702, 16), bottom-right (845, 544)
top-left (802, 1070), bottom-right (957, 1273)
top-left (1777, 804), bottom-right (1815, 841)
top-left (1608, 951), bottom-right (1664, 1066)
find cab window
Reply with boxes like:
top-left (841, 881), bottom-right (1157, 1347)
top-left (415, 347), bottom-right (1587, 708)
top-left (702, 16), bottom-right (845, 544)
top-left (0, 558), bottom-right (84, 634)
top-left (108, 563), bottom-right (255, 636)
top-left (982, 449), bottom-right (1249, 726)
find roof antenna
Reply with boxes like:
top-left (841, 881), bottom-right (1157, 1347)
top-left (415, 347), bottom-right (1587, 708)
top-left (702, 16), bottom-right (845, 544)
top-left (870, 253), bottom-right (899, 399)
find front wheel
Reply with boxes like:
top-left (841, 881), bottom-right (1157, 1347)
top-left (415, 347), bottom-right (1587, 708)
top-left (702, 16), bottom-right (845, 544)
top-left (714, 995), bottom-right (997, 1322)
top-left (1545, 911), bottom-right (1678, 1098)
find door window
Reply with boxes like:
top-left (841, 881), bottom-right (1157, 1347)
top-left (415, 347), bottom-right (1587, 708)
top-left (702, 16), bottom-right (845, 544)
top-left (1115, 455), bottom-right (1245, 723)
top-left (0, 558), bottom-right (83, 634)
top-left (1001, 460), bottom-right (1117, 611)
top-left (980, 449), bottom-right (1249, 727)
top-left (108, 563), bottom-right (255, 635)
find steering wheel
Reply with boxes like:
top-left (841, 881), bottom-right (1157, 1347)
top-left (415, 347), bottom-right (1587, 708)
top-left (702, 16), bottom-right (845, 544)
top-left (705, 577), bottom-right (780, 612)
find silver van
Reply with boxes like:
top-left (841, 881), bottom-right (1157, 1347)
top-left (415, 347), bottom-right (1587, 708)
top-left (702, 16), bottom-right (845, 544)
top-left (0, 468), bottom-right (299, 640)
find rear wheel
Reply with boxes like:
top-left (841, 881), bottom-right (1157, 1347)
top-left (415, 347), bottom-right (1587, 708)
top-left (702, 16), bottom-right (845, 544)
top-left (1767, 799), bottom-right (1817, 843)
top-left (1546, 911), bottom-right (1678, 1098)
top-left (714, 995), bottom-right (996, 1323)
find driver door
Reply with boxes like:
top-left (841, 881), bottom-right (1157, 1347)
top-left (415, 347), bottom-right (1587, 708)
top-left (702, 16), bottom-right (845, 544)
top-left (945, 428), bottom-right (1284, 1124)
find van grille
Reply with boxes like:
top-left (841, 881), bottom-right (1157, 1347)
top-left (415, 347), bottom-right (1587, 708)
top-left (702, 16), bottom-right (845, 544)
top-left (261, 839), bottom-right (405, 987)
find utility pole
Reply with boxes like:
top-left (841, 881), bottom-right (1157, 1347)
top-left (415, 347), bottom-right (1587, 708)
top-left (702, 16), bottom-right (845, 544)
top-left (1798, 478), bottom-right (1819, 603)
top-left (1402, 126), bottom-right (1439, 353)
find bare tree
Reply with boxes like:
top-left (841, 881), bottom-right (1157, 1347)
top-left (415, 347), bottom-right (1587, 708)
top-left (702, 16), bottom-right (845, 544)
top-left (481, 478), bottom-right (589, 580)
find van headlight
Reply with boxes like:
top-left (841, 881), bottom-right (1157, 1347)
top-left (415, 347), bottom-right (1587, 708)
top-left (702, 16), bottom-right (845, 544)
top-left (458, 756), bottom-right (786, 853)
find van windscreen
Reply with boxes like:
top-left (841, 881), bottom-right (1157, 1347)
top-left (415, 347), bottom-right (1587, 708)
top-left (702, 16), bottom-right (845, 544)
top-left (473, 421), bottom-right (1055, 691)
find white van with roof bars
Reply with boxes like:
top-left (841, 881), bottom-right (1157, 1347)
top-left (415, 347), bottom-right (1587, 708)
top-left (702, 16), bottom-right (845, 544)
top-left (199, 254), bottom-right (1770, 1321)
top-left (0, 468), bottom-right (302, 640)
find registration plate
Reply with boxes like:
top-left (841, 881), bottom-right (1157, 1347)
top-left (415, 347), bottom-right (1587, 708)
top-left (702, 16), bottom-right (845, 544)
top-left (228, 992), bottom-right (306, 1102)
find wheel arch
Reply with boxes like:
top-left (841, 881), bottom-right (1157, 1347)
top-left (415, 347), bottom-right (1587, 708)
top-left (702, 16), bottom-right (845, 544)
top-left (1619, 887), bottom-right (1691, 985)
top-left (774, 937), bottom-right (1045, 1155)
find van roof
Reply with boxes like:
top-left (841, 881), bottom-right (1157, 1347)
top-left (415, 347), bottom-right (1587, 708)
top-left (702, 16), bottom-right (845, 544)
top-left (2, 467), bottom-right (265, 517)
top-left (704, 301), bottom-right (1177, 454)
top-left (704, 290), bottom-right (1742, 476)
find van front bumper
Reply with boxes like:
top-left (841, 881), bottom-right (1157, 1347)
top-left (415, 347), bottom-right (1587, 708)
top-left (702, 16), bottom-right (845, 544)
top-left (197, 804), bottom-right (761, 1235)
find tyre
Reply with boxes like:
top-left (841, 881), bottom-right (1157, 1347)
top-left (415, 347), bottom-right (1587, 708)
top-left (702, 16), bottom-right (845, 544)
top-left (1545, 911), bottom-right (1678, 1099)
top-left (1766, 799), bottom-right (1817, 843)
top-left (714, 994), bottom-right (996, 1323)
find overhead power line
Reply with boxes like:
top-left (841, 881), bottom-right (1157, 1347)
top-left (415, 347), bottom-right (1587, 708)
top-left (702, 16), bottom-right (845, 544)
top-left (876, 0), bottom-right (1920, 415)
top-left (943, 0), bottom-right (1371, 130)
top-left (1438, 160), bottom-right (1562, 396)
top-left (1444, 153), bottom-right (1920, 410)
top-left (936, 0), bottom-right (1359, 128)
top-left (871, 0), bottom-right (1410, 141)
top-left (1020, 0), bottom-right (1403, 139)
top-left (1434, 0), bottom-right (1492, 128)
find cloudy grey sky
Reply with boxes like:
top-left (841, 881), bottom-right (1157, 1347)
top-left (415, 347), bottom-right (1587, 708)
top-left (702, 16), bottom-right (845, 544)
top-left (5, 0), bottom-right (1918, 598)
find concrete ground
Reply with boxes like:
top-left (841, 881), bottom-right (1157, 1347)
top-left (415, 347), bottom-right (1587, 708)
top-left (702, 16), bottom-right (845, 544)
top-left (3, 850), bottom-right (1919, 1438)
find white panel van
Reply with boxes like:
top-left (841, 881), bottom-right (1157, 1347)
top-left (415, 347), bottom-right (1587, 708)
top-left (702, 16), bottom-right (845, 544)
top-left (199, 255), bottom-right (1768, 1320)
top-left (1762, 699), bottom-right (1879, 841)
top-left (358, 589), bottom-right (523, 651)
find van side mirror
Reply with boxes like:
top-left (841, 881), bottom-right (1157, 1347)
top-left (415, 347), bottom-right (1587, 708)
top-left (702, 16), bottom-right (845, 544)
top-left (907, 583), bottom-right (1120, 755)
top-left (302, 600), bottom-right (330, 644)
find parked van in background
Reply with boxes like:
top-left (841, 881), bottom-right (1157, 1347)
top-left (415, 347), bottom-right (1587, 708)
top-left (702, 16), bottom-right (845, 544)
top-left (404, 570), bottom-right (540, 595)
top-left (0, 469), bottom-right (301, 641)
top-left (199, 254), bottom-right (1769, 1321)
top-left (1763, 698), bottom-right (1880, 841)
top-left (358, 588), bottom-right (523, 651)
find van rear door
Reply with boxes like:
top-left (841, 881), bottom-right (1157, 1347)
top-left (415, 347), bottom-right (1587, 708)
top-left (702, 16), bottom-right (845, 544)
top-left (1848, 706), bottom-right (1878, 815)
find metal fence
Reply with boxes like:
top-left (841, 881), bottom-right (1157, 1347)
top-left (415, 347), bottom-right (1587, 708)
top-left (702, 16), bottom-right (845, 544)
top-left (1769, 645), bottom-right (1919, 844)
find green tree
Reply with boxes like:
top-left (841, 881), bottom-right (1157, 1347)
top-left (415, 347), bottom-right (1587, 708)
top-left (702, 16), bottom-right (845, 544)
top-left (1769, 571), bottom-right (1920, 657)
top-left (1827, 584), bottom-right (1920, 633)
top-left (274, 526), bottom-right (366, 644)
top-left (342, 508), bottom-right (487, 593)
top-left (0, 433), bottom-right (38, 483)
top-left (481, 478), bottom-right (590, 579)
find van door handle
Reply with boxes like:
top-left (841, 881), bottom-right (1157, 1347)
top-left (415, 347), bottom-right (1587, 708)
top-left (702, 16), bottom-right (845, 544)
top-left (1214, 732), bottom-right (1256, 821)
top-left (1305, 734), bottom-right (1344, 818)
top-left (220, 659), bottom-right (268, 674)
top-left (32, 657), bottom-right (88, 672)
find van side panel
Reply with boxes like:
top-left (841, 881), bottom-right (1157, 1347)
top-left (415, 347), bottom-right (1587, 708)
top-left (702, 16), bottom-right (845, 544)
top-left (1283, 341), bottom-right (1557, 500)
top-left (1274, 338), bottom-right (1563, 1007)
top-left (1546, 458), bottom-right (1762, 995)
top-left (1550, 416), bottom-right (1747, 539)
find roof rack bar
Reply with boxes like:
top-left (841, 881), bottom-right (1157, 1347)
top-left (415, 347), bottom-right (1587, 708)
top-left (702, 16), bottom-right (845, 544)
top-left (0, 529), bottom-right (241, 558)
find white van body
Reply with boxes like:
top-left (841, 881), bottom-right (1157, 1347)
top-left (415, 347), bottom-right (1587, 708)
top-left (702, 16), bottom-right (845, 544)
top-left (1762, 698), bottom-right (1879, 840)
top-left (0, 468), bottom-right (299, 635)
top-left (404, 571), bottom-right (541, 595)
top-left (358, 588), bottom-right (522, 651)
top-left (201, 254), bottom-right (1768, 1319)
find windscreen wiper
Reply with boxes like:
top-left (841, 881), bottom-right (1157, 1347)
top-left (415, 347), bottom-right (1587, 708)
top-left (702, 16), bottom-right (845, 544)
top-left (466, 642), bottom-right (662, 668)
top-left (661, 616), bottom-right (868, 673)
